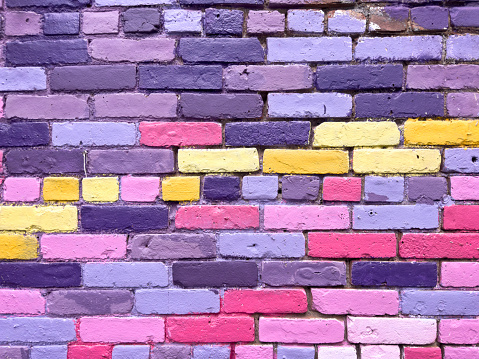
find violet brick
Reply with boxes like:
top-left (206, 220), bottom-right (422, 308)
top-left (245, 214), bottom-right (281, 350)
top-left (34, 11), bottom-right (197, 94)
top-left (448, 93), bottom-right (479, 117)
top-left (364, 176), bottom-right (404, 203)
top-left (277, 346), bottom-right (315, 359)
top-left (287, 10), bottom-right (324, 33)
top-left (123, 8), bottom-right (160, 33)
top-left (407, 65), bottom-right (479, 90)
top-left (173, 261), bottom-right (258, 287)
top-left (328, 10), bottom-right (366, 34)
top-left (282, 176), bottom-right (320, 201)
top-left (242, 176), bottom-right (278, 200)
top-left (352, 262), bottom-right (437, 287)
top-left (451, 7), bottom-right (479, 27)
top-left (0, 67), bottom-right (46, 92)
top-left (139, 65), bottom-right (222, 90)
top-left (369, 6), bottom-right (409, 32)
top-left (407, 177), bottom-right (447, 203)
top-left (447, 34), bottom-right (479, 60)
top-left (0, 263), bottom-right (81, 288)
top-left (411, 6), bottom-right (449, 31)
top-left (0, 122), bottom-right (49, 147)
top-left (44, 13), bottom-right (79, 35)
top-left (0, 347), bottom-right (29, 359)
top-left (205, 9), bottom-right (243, 35)
top-left (6, 0), bottom-right (90, 6)
top-left (443, 149), bottom-right (479, 173)
top-left (6, 149), bottom-right (83, 174)
top-left (81, 206), bottom-right (169, 232)
top-left (31, 346), bottom-right (67, 359)
top-left (203, 176), bottom-right (240, 201)
top-left (247, 10), bottom-right (285, 34)
top-left (262, 261), bottom-right (346, 286)
top-left (401, 290), bottom-right (479, 315)
top-left (0, 318), bottom-right (75, 343)
top-left (52, 122), bottom-right (136, 146)
top-left (268, 93), bottom-right (352, 118)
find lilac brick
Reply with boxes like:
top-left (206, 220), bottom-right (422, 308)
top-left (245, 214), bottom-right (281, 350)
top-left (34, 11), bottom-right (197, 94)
top-left (181, 94), bottom-right (263, 119)
top-left (277, 346), bottom-right (315, 359)
top-left (447, 35), bottom-right (479, 60)
top-left (328, 10), bottom-right (366, 34)
top-left (52, 122), bottom-right (136, 146)
top-left (262, 261), bottom-right (346, 287)
top-left (0, 263), bottom-right (81, 288)
top-left (287, 10), bottom-right (324, 33)
top-left (282, 176), bottom-right (320, 201)
top-left (411, 6), bottom-right (449, 31)
top-left (369, 6), bottom-right (409, 32)
top-left (88, 150), bottom-right (175, 174)
top-left (113, 345), bottom-right (150, 359)
top-left (407, 177), bottom-right (447, 203)
top-left (6, 149), bottom-right (83, 174)
top-left (151, 345), bottom-right (191, 359)
top-left (123, 8), bottom-right (160, 33)
top-left (443, 149), bottom-right (479, 173)
top-left (268, 93), bottom-right (352, 118)
top-left (401, 291), bottom-right (479, 315)
top-left (451, 7), bottom-right (479, 27)
top-left (448, 93), bottom-right (479, 117)
top-left (139, 65), bottom-right (222, 90)
top-left (0, 67), bottom-right (46, 91)
top-left (164, 10), bottom-right (202, 33)
top-left (0, 122), bottom-right (49, 147)
top-left (247, 10), bottom-right (285, 34)
top-left (355, 36), bottom-right (442, 61)
top-left (193, 345), bottom-right (230, 359)
top-left (355, 93), bottom-right (444, 118)
top-left (203, 176), bottom-right (240, 201)
top-left (31, 346), bottom-right (67, 359)
top-left (0, 318), bottom-right (75, 343)
top-left (5, 11), bottom-right (41, 36)
top-left (6, 0), bottom-right (90, 6)
top-left (407, 65), bottom-right (479, 90)
top-left (204, 9), bottom-right (243, 35)
top-left (83, 262), bottom-right (168, 288)
top-left (364, 176), bottom-right (404, 203)
top-left (44, 13), bottom-right (79, 35)
top-left (0, 347), bottom-right (28, 359)
top-left (135, 289), bottom-right (220, 314)
top-left (243, 176), bottom-right (278, 200)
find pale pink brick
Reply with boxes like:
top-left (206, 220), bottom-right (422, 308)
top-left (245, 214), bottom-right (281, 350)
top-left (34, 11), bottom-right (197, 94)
top-left (323, 177), bottom-right (361, 202)
top-left (235, 345), bottom-right (274, 359)
top-left (0, 289), bottom-right (45, 315)
top-left (120, 176), bottom-right (160, 202)
top-left (83, 11), bottom-right (119, 34)
top-left (440, 319), bottom-right (479, 344)
top-left (247, 11), bottom-right (285, 34)
top-left (90, 38), bottom-right (175, 62)
top-left (441, 262), bottom-right (479, 287)
top-left (451, 176), bottom-right (479, 200)
top-left (445, 347), bottom-right (479, 359)
top-left (317, 346), bottom-right (356, 359)
top-left (139, 122), bottom-right (222, 147)
top-left (3, 177), bottom-right (41, 202)
top-left (361, 345), bottom-right (400, 359)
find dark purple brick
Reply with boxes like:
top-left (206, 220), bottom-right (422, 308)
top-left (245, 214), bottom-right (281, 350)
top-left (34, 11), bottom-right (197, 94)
top-left (139, 65), bottom-right (222, 90)
top-left (262, 261), bottom-right (346, 286)
top-left (6, 0), bottom-right (90, 6)
top-left (204, 9), bottom-right (244, 35)
top-left (0, 347), bottom-right (28, 359)
top-left (451, 7), bottom-right (479, 27)
top-left (203, 176), bottom-right (240, 201)
top-left (123, 8), bottom-right (160, 33)
top-left (5, 149), bottom-right (83, 174)
top-left (44, 13), bottom-right (80, 35)
top-left (355, 93), bottom-right (444, 118)
top-left (351, 261), bottom-right (437, 287)
top-left (173, 261), bottom-right (258, 287)
top-left (0, 122), bottom-right (49, 147)
top-left (316, 65), bottom-right (403, 90)
top-left (47, 290), bottom-right (134, 315)
top-left (88, 150), bottom-right (175, 174)
top-left (282, 176), bottom-right (320, 201)
top-left (51, 65), bottom-right (136, 91)
top-left (179, 38), bottom-right (264, 63)
top-left (411, 6), bottom-right (449, 31)
top-left (6, 39), bottom-right (88, 66)
top-left (0, 263), bottom-right (81, 288)
top-left (407, 177), bottom-right (447, 203)
top-left (225, 121), bottom-right (310, 146)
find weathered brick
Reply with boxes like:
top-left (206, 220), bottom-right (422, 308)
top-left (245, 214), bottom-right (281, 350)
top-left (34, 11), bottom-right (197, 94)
top-left (53, 122), bottom-right (135, 146)
top-left (402, 291), bottom-right (479, 316)
top-left (123, 8), bottom-right (160, 33)
top-left (178, 149), bottom-right (259, 173)
top-left (0, 318), bottom-right (75, 343)
top-left (369, 7), bottom-right (408, 32)
top-left (223, 289), bottom-right (307, 314)
top-left (0, 289), bottom-right (44, 315)
top-left (140, 65), bottom-right (222, 90)
top-left (323, 177), bottom-right (361, 202)
top-left (361, 345), bottom-right (400, 359)
top-left (447, 93), bottom-right (479, 117)
top-left (0, 122), bottom-right (49, 147)
top-left (96, 0), bottom-right (173, 5)
top-left (203, 176), bottom-right (240, 201)
top-left (411, 6), bottom-right (448, 31)
top-left (83, 11), bottom-right (118, 34)
top-left (247, 10), bottom-right (285, 34)
top-left (140, 122), bottom-right (221, 148)
top-left (164, 10), bottom-right (202, 33)
top-left (242, 176), bottom-right (278, 200)
top-left (0, 263), bottom-right (81, 287)
top-left (176, 205), bottom-right (259, 229)
top-left (328, 9), bottom-right (366, 34)
top-left (407, 65), bottom-right (479, 89)
top-left (180, 0), bottom-right (262, 6)
top-left (0, 205), bottom-right (77, 232)
top-left (442, 262), bottom-right (479, 287)
top-left (68, 345), bottom-right (110, 359)
top-left (0, 67), bottom-right (46, 92)
top-left (90, 38), bottom-right (175, 62)
top-left (6, 0), bottom-right (90, 6)
top-left (444, 347), bottom-right (479, 359)
top-left (6, 95), bottom-right (88, 120)
top-left (265, 205), bottom-right (349, 230)
top-left (364, 176), bottom-right (404, 202)
top-left (204, 9), bottom-right (243, 35)
top-left (5, 11), bottom-right (41, 35)
top-left (451, 7), bottom-right (479, 27)
top-left (287, 10), bottom-right (323, 34)
top-left (319, 347), bottom-right (356, 359)
top-left (405, 119), bottom-right (479, 146)
top-left (262, 261), bottom-right (346, 286)
top-left (282, 176), bottom-right (320, 201)
top-left (268, 93), bottom-right (352, 118)
top-left (447, 34), bottom-right (479, 60)
top-left (3, 177), bottom-right (41, 202)
top-left (264, 150), bottom-right (348, 174)
top-left (120, 176), bottom-right (160, 202)
top-left (44, 13), bottom-right (79, 35)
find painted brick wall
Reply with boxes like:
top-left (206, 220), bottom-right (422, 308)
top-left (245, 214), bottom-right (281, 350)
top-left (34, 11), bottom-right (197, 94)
top-left (0, 0), bottom-right (478, 358)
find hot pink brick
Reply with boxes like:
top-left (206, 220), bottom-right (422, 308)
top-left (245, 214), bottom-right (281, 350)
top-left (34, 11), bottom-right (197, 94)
top-left (451, 176), bottom-right (479, 200)
top-left (444, 347), bottom-right (479, 359)
top-left (139, 122), bottom-right (222, 147)
top-left (247, 11), bottom-right (285, 34)
top-left (3, 177), bottom-right (41, 202)
top-left (322, 177), bottom-right (362, 202)
top-left (440, 319), bottom-right (479, 344)
top-left (444, 205), bottom-right (479, 230)
top-left (120, 176), bottom-right (160, 202)
top-left (235, 345), bottom-right (274, 359)
top-left (68, 344), bottom-right (112, 359)
top-left (176, 205), bottom-right (259, 230)
top-left (264, 206), bottom-right (349, 230)
top-left (404, 347), bottom-right (442, 359)
top-left (441, 262), bottom-right (479, 287)
top-left (400, 233), bottom-right (479, 258)
top-left (0, 289), bottom-right (45, 315)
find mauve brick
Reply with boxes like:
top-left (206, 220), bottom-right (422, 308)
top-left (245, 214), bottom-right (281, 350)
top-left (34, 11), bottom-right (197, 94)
top-left (5, 11), bottom-right (42, 35)
top-left (203, 176), bottom-right (240, 201)
top-left (151, 345), bottom-right (191, 359)
top-left (180, 38), bottom-right (264, 63)
top-left (447, 34), bottom-right (479, 61)
top-left (139, 65), bottom-right (222, 90)
top-left (123, 8), bottom-right (160, 33)
top-left (113, 346), bottom-right (150, 359)
top-left (407, 65), bottom-right (479, 89)
top-left (282, 176), bottom-right (320, 201)
top-left (411, 6), bottom-right (449, 31)
top-left (204, 9), bottom-right (243, 35)
top-left (0, 263), bottom-right (81, 288)
top-left (262, 261), bottom-right (346, 286)
top-left (6, 95), bottom-right (89, 120)
top-left (6, 149), bottom-right (83, 174)
top-left (0, 347), bottom-right (29, 359)
top-left (352, 261), bottom-right (437, 287)
top-left (173, 261), bottom-right (258, 287)
top-left (90, 38), bottom-right (175, 62)
top-left (247, 10), bottom-right (285, 34)
top-left (44, 13), bottom-right (80, 35)
top-left (6, 0), bottom-right (90, 6)
top-left (451, 7), bottom-right (479, 27)
top-left (440, 319), bottom-right (479, 344)
top-left (448, 93), bottom-right (479, 117)
top-left (0, 122), bottom-right (49, 147)
top-left (369, 6), bottom-right (409, 32)
top-left (0, 67), bottom-right (46, 92)
top-left (443, 148), bottom-right (479, 173)
top-left (83, 11), bottom-right (119, 34)
top-left (407, 177), bottom-right (447, 203)
top-left (268, 93), bottom-right (352, 118)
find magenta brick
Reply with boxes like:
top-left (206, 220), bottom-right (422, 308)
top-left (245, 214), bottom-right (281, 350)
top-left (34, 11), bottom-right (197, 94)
top-left (401, 233), bottom-right (479, 259)
top-left (441, 262), bottom-right (479, 287)
top-left (440, 319), bottom-right (479, 344)
top-left (404, 347), bottom-right (442, 359)
top-left (139, 122), bottom-right (222, 147)
top-left (247, 11), bottom-right (285, 34)
top-left (444, 347), bottom-right (479, 359)
top-left (322, 177), bottom-right (361, 202)
top-left (444, 205), bottom-right (479, 230)
top-left (176, 205), bottom-right (259, 229)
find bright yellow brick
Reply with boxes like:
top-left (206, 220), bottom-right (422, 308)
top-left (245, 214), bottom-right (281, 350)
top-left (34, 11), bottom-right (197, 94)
top-left (178, 149), bottom-right (259, 173)
top-left (405, 119), bottom-right (479, 146)
top-left (82, 177), bottom-right (119, 202)
top-left (353, 149), bottom-right (441, 174)
top-left (43, 177), bottom-right (79, 202)
top-left (313, 121), bottom-right (400, 147)
top-left (263, 150), bottom-right (349, 174)
top-left (0, 206), bottom-right (78, 232)
top-left (0, 233), bottom-right (38, 259)
top-left (162, 177), bottom-right (200, 202)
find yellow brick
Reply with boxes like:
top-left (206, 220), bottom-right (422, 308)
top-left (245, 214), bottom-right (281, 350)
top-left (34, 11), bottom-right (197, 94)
top-left (353, 149), bottom-right (441, 174)
top-left (313, 121), bottom-right (400, 147)
top-left (162, 177), bottom-right (200, 202)
top-left (82, 177), bottom-right (119, 202)
top-left (0, 206), bottom-right (78, 232)
top-left (0, 233), bottom-right (38, 259)
top-left (178, 149), bottom-right (259, 173)
top-left (43, 177), bottom-right (79, 202)
top-left (405, 119), bottom-right (479, 146)
top-left (263, 150), bottom-right (349, 174)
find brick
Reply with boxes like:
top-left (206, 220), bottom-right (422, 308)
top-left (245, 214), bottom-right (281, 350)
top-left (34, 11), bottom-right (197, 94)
top-left (52, 122), bottom-right (136, 146)
top-left (0, 233), bottom-right (37, 260)
top-left (96, 0), bottom-right (173, 4)
top-left (451, 176), bottom-right (479, 200)
top-left (135, 289), bottom-right (220, 314)
top-left (0, 122), bottom-right (49, 147)
top-left (179, 38), bottom-right (264, 63)
top-left (406, 119), bottom-right (479, 146)
top-left (411, 6), bottom-right (448, 30)
top-left (94, 93), bottom-right (177, 118)
top-left (444, 149), bottom-right (479, 173)
top-left (193, 345), bottom-right (229, 359)
top-left (404, 347), bottom-right (441, 359)
top-left (5, 11), bottom-right (41, 36)
top-left (7, 0), bottom-right (90, 6)
top-left (312, 289), bottom-right (398, 316)
top-left (318, 347), bottom-right (356, 359)
top-left (218, 233), bottom-right (305, 258)
top-left (308, 232), bottom-right (397, 259)
top-left (6, 95), bottom-right (88, 120)
top-left (0, 67), bottom-right (46, 91)
top-left (348, 317), bottom-right (437, 344)
top-left (82, 177), bottom-right (119, 203)
top-left (42, 234), bottom-right (126, 260)
top-left (180, 0), bottom-right (262, 5)
top-left (361, 345), bottom-right (400, 359)
top-left (223, 289), bottom-right (307, 313)
top-left (0, 347), bottom-right (29, 359)
top-left (43, 177), bottom-right (79, 202)
top-left (407, 65), bottom-right (479, 89)
top-left (236, 346), bottom-right (273, 359)
top-left (129, 234), bottom-right (216, 260)
top-left (167, 316), bottom-right (254, 343)
top-left (81, 206), bottom-right (168, 232)
top-left (120, 176), bottom-right (160, 202)
top-left (3, 177), bottom-right (41, 202)
top-left (444, 347), bottom-right (479, 359)
top-left (364, 176), bottom-right (404, 203)
top-left (271, 0), bottom-right (354, 6)
top-left (242, 176), bottom-right (278, 200)
top-left (441, 262), bottom-right (479, 287)
top-left (7, 39), bottom-right (88, 66)
top-left (0, 318), bottom-right (75, 343)
top-left (178, 149), bottom-right (259, 173)
top-left (90, 38), bottom-right (175, 62)
top-left (400, 233), bottom-right (479, 259)
top-left (259, 318), bottom-right (344, 344)
top-left (162, 176), bottom-right (200, 202)
top-left (447, 93), bottom-right (479, 117)
top-left (267, 37), bottom-right (352, 62)
top-left (173, 261), bottom-right (258, 287)
top-left (440, 319), bottom-right (479, 344)
top-left (31, 346), bottom-right (67, 359)
top-left (0, 263), bottom-right (81, 287)
top-left (113, 345), bottom-right (150, 359)
top-left (328, 10), bottom-right (366, 34)
top-left (277, 346), bottom-right (315, 359)
top-left (80, 317), bottom-right (165, 343)
top-left (287, 10), bottom-right (324, 34)
top-left (247, 10), bottom-right (284, 33)
top-left (355, 36), bottom-right (442, 61)
top-left (282, 176), bottom-right (320, 201)
top-left (44, 13), bottom-right (79, 35)
top-left (268, 93), bottom-right (352, 118)
top-left (352, 261), bottom-right (437, 287)
top-left (68, 345), bottom-right (110, 359)
top-left (0, 205), bottom-right (77, 232)
top-left (369, 7), bottom-right (408, 32)
top-left (0, 289), bottom-right (44, 314)
top-left (262, 261), bottom-right (346, 286)
top-left (402, 290), bottom-right (479, 316)
top-left (164, 10), bottom-right (202, 33)
top-left (263, 150), bottom-right (349, 174)
top-left (83, 11), bottom-right (118, 34)
top-left (451, 7), bottom-right (479, 27)
top-left (47, 290), bottom-right (133, 315)
top-left (123, 8), bottom-right (159, 33)
top-left (203, 176), bottom-right (240, 201)
top-left (323, 177), bottom-right (361, 202)
top-left (204, 9), bottom-right (243, 35)
top-left (447, 34), bottom-right (479, 60)
top-left (444, 205), bottom-right (479, 230)
top-left (140, 122), bottom-right (221, 148)
top-left (407, 177), bottom-right (447, 203)
top-left (140, 65), bottom-right (222, 90)
top-left (151, 345), bottom-right (191, 359)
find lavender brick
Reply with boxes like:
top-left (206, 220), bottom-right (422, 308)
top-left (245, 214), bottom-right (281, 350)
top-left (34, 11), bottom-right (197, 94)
top-left (193, 346), bottom-right (230, 359)
top-left (447, 34), bottom-right (479, 60)
top-left (83, 262), bottom-right (168, 288)
top-left (277, 346), bottom-right (315, 359)
top-left (129, 234), bottom-right (216, 259)
top-left (262, 261), bottom-right (346, 287)
top-left (164, 10), bottom-right (202, 33)
top-left (225, 121), bottom-right (310, 146)
top-left (31, 346), bottom-right (67, 359)
top-left (451, 7), bottom-right (479, 27)
top-left (0, 347), bottom-right (28, 359)
top-left (96, 0), bottom-right (174, 5)
top-left (151, 345), bottom-right (191, 359)
top-left (443, 148), bottom-right (479, 173)
top-left (364, 176), bottom-right (404, 203)
top-left (6, 0), bottom-right (90, 6)
top-left (282, 176), bottom-right (320, 201)
top-left (411, 6), bottom-right (449, 31)
top-left (268, 93), bottom-right (352, 118)
top-left (369, 6), bottom-right (408, 32)
top-left (401, 290), bottom-right (479, 315)
top-left (407, 177), bottom-right (447, 203)
top-left (204, 9), bottom-right (243, 35)
top-left (123, 8), bottom-right (160, 33)
top-left (328, 10), bottom-right (366, 34)
top-left (242, 176), bottom-right (278, 200)
top-left (113, 345), bottom-right (150, 359)
top-left (448, 93), bottom-right (479, 117)
top-left (47, 290), bottom-right (134, 315)
top-left (139, 65), bottom-right (222, 90)
top-left (81, 206), bottom-right (169, 232)
top-left (203, 176), bottom-right (240, 201)
top-left (352, 262), bottom-right (437, 287)
top-left (181, 94), bottom-right (263, 119)
top-left (407, 65), bottom-right (479, 90)
top-left (287, 10), bottom-right (324, 33)
top-left (5, 149), bottom-right (83, 174)
top-left (0, 122), bottom-right (49, 147)
top-left (135, 289), bottom-right (220, 314)
top-left (0, 318), bottom-right (75, 343)
top-left (173, 261), bottom-right (258, 287)
top-left (52, 122), bottom-right (136, 146)
top-left (0, 263), bottom-right (81, 288)
top-left (0, 67), bottom-right (46, 91)
top-left (44, 13), bottom-right (79, 35)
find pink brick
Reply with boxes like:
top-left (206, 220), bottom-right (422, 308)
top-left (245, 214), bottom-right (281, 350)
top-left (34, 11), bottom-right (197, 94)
top-left (247, 11), bottom-right (285, 34)
top-left (90, 38), bottom-right (175, 62)
top-left (223, 289), bottom-right (307, 314)
top-left (0, 289), bottom-right (45, 315)
top-left (445, 347), bottom-right (479, 359)
top-left (404, 347), bottom-right (442, 359)
top-left (120, 176), bottom-right (160, 202)
top-left (451, 176), bottom-right (479, 200)
top-left (68, 344), bottom-right (112, 359)
top-left (80, 317), bottom-right (165, 343)
top-left (400, 233), bottom-right (479, 259)
top-left (41, 234), bottom-right (127, 260)
top-left (440, 319), bottom-right (479, 344)
top-left (167, 316), bottom-right (255, 343)
top-left (139, 122), bottom-right (222, 147)
top-left (3, 177), bottom-right (41, 202)
top-left (312, 289), bottom-right (399, 316)
top-left (317, 347), bottom-right (356, 359)
top-left (323, 177), bottom-right (362, 202)
top-left (444, 205), bottom-right (479, 230)
top-left (264, 205), bottom-right (349, 230)
top-left (176, 205), bottom-right (259, 230)
top-left (259, 318), bottom-right (344, 344)
top-left (441, 262), bottom-right (479, 287)
top-left (361, 345), bottom-right (400, 359)
top-left (235, 345), bottom-right (274, 359)
top-left (308, 232), bottom-right (396, 258)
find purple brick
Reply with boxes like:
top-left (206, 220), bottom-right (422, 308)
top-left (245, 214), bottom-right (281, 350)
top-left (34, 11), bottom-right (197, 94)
top-left (0, 263), bottom-right (81, 288)
top-left (81, 206), bottom-right (169, 232)
top-left (6, 0), bottom-right (90, 6)
top-left (205, 9), bottom-right (244, 35)
top-left (151, 345), bottom-right (191, 359)
top-left (407, 177), bottom-right (447, 203)
top-left (282, 176), bottom-right (320, 201)
top-left (352, 262), bottom-right (437, 287)
top-left (44, 13), bottom-right (79, 35)
top-left (411, 6), bottom-right (449, 31)
top-left (180, 0), bottom-right (262, 5)
top-left (225, 121), bottom-right (310, 146)
top-left (448, 93), bottom-right (479, 117)
top-left (0, 122), bottom-right (49, 147)
top-left (443, 148), bottom-right (479, 173)
top-left (407, 65), bottom-right (479, 89)
top-left (203, 176), bottom-right (240, 201)
top-left (5, 149), bottom-right (83, 174)
top-left (181, 94), bottom-right (263, 119)
top-left (355, 93), bottom-right (444, 118)
top-left (369, 6), bottom-right (409, 32)
top-left (364, 176), bottom-right (404, 203)
top-left (262, 261), bottom-right (346, 286)
top-left (447, 34), bottom-right (479, 60)
top-left (173, 261), bottom-right (258, 287)
top-left (401, 290), bottom-right (479, 315)
top-left (451, 7), bottom-right (479, 27)
top-left (316, 64), bottom-right (403, 90)
top-left (139, 65), bottom-right (222, 90)
top-left (0, 347), bottom-right (28, 359)
top-left (123, 8), bottom-right (160, 33)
